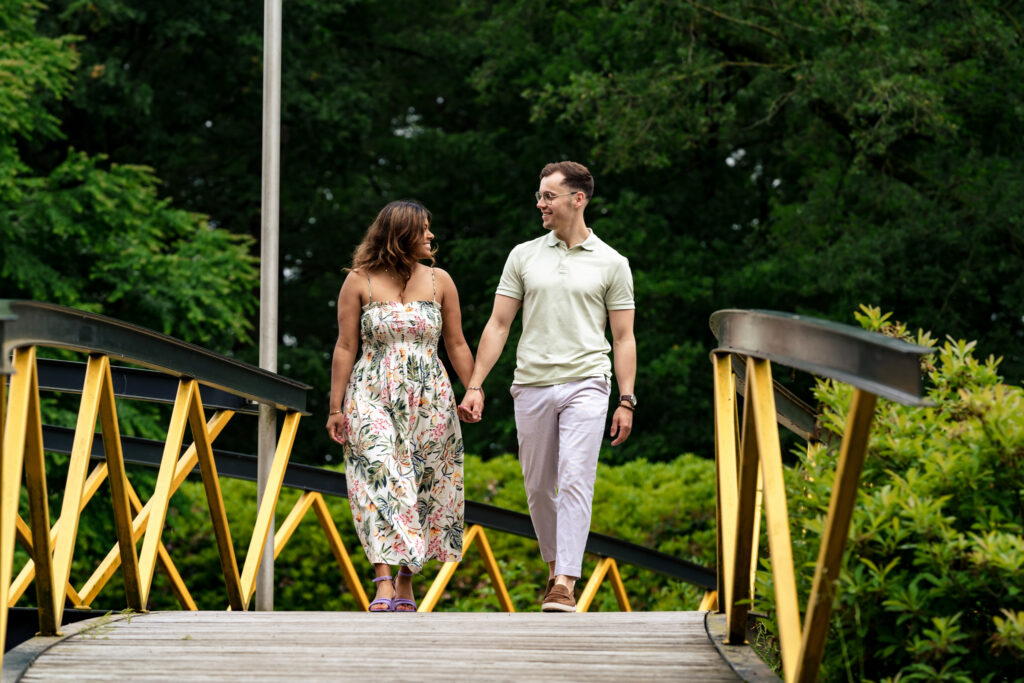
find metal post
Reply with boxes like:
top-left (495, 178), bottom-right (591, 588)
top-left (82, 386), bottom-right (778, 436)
top-left (256, 0), bottom-right (283, 612)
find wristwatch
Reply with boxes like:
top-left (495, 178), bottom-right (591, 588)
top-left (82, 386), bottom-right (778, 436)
top-left (619, 394), bottom-right (637, 409)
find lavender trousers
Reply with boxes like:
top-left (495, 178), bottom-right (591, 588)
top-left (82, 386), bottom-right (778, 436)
top-left (510, 377), bottom-right (610, 578)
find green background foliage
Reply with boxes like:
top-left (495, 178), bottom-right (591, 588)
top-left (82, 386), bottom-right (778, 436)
top-left (4, 0), bottom-right (1020, 464)
top-left (14, 452), bottom-right (716, 615)
top-left (15, 312), bottom-right (1023, 682)
top-left (4, 0), bottom-right (1024, 678)
top-left (1, 0), bottom-right (258, 348)
top-left (755, 309), bottom-right (1024, 682)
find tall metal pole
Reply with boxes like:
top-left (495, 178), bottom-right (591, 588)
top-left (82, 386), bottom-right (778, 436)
top-left (256, 0), bottom-right (283, 612)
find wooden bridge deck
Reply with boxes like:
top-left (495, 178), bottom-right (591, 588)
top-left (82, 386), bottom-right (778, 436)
top-left (4, 610), bottom-right (770, 681)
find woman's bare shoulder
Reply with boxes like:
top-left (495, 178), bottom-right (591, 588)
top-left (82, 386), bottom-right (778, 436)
top-left (338, 269), bottom-right (371, 299)
top-left (430, 266), bottom-right (455, 284)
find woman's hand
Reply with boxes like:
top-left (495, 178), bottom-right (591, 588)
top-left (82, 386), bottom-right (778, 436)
top-left (326, 412), bottom-right (347, 445)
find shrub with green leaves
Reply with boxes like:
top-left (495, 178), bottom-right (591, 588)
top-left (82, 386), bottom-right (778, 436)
top-left (60, 451), bottom-right (717, 614)
top-left (452, 452), bottom-right (717, 612)
top-left (756, 307), bottom-right (1024, 682)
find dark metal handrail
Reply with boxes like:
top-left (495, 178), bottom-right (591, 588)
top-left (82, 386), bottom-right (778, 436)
top-left (710, 309), bottom-right (932, 407)
top-left (708, 309), bottom-right (934, 681)
top-left (0, 300), bottom-right (308, 412)
top-left (36, 358), bottom-right (259, 414)
top-left (39, 423), bottom-right (716, 589)
top-left (3, 299), bottom-right (715, 604)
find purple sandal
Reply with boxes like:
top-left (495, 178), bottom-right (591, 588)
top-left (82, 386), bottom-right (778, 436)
top-left (368, 575), bottom-right (395, 612)
top-left (394, 568), bottom-right (417, 612)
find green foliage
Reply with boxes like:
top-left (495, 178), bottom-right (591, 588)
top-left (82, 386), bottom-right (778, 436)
top-left (3, 149), bottom-right (259, 346)
top-left (63, 0), bottom-right (1024, 465)
top-left (0, 0), bottom-right (78, 143)
top-left (0, 0), bottom-right (258, 351)
top-left (8, 0), bottom-right (1024, 469)
top-left (12, 0), bottom-right (1021, 465)
top-left (450, 453), bottom-right (717, 612)
top-left (49, 452), bottom-right (715, 614)
top-left (756, 308), bottom-right (1024, 681)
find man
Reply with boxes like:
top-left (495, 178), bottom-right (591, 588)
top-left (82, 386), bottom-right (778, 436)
top-left (459, 160), bottom-right (636, 612)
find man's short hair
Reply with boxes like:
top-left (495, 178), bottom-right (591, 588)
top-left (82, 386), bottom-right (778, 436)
top-left (540, 161), bottom-right (594, 200)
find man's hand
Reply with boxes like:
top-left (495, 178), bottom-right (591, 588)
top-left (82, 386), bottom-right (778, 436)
top-left (459, 390), bottom-right (484, 423)
top-left (609, 405), bottom-right (633, 446)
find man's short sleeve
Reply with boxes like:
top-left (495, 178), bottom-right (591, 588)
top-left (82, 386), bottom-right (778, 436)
top-left (495, 248), bottom-right (525, 300)
top-left (605, 257), bottom-right (634, 310)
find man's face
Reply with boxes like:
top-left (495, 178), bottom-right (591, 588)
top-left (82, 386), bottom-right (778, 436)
top-left (536, 172), bottom-right (579, 230)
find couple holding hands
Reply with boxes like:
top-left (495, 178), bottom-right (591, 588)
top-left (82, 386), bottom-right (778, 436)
top-left (325, 161), bottom-right (636, 613)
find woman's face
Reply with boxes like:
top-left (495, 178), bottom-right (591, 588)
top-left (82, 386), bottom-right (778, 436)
top-left (414, 219), bottom-right (434, 259)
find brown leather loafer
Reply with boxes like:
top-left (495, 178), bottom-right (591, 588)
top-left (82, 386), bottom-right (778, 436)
top-left (542, 584), bottom-right (576, 612)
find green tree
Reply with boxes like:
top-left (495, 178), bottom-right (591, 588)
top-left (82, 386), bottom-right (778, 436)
top-left (462, 0), bottom-right (1024, 458)
top-left (33, 0), bottom-right (560, 463)
top-left (756, 308), bottom-right (1024, 680)
top-left (30, 0), bottom-right (1024, 465)
top-left (1, 0), bottom-right (258, 350)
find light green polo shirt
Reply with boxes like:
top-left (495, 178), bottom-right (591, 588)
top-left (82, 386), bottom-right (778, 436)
top-left (496, 229), bottom-right (634, 386)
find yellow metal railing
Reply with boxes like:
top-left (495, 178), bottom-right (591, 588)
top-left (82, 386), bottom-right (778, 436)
top-left (2, 300), bottom-right (718, 677)
top-left (267, 491), bottom-right (368, 611)
top-left (710, 309), bottom-right (931, 682)
top-left (1, 351), bottom-right (708, 630)
top-left (715, 354), bottom-right (880, 681)
top-left (1, 349), bottom-right (301, 619)
top-left (420, 524), bottom-right (514, 612)
top-left (420, 527), bottom-right (635, 613)
top-left (0, 347), bottom-right (304, 679)
top-left (577, 556), bottom-right (631, 612)
top-left (2, 352), bottom-right (704, 624)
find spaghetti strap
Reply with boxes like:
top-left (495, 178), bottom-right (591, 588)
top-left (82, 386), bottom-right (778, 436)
top-left (430, 268), bottom-right (437, 303)
top-left (366, 273), bottom-right (373, 302)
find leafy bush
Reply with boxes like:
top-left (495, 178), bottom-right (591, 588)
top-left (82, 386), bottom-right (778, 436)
top-left (451, 453), bottom-right (717, 612)
top-left (51, 451), bottom-right (716, 615)
top-left (756, 307), bottom-right (1024, 682)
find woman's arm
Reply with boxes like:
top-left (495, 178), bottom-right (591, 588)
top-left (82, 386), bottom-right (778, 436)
top-left (326, 271), bottom-right (364, 445)
top-left (436, 268), bottom-right (475, 391)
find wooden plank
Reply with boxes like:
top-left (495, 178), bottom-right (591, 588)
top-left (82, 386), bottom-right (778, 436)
top-left (9, 611), bottom-right (746, 682)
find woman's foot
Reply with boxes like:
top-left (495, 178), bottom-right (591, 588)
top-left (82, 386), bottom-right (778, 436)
top-left (368, 574), bottom-right (395, 612)
top-left (394, 568), bottom-right (417, 612)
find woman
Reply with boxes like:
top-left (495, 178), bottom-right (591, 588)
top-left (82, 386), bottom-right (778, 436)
top-left (326, 200), bottom-right (477, 612)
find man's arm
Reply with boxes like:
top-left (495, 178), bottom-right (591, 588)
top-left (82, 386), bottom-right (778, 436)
top-left (459, 294), bottom-right (521, 422)
top-left (608, 308), bottom-right (636, 446)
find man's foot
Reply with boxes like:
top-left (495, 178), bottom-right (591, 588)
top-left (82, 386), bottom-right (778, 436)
top-left (542, 583), bottom-right (576, 612)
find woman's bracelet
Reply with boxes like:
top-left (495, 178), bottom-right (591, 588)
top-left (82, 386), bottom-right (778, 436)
top-left (329, 409), bottom-right (342, 416)
top-left (466, 386), bottom-right (483, 392)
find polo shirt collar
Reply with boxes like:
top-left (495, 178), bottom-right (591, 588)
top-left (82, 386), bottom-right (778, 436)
top-left (545, 228), bottom-right (598, 251)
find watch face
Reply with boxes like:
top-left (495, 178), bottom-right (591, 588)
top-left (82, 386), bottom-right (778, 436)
top-left (621, 394), bottom-right (636, 407)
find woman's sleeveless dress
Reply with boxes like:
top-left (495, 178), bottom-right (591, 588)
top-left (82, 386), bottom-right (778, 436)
top-left (341, 270), bottom-right (464, 571)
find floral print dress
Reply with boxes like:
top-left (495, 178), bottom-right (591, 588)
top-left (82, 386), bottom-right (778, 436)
top-left (342, 271), bottom-right (464, 572)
